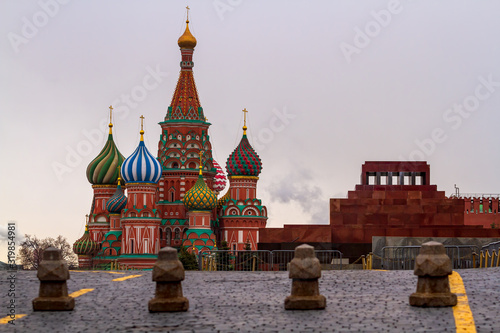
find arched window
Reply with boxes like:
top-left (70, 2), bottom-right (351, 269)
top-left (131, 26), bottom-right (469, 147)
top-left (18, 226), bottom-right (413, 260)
top-left (159, 228), bottom-right (163, 240)
top-left (166, 229), bottom-right (171, 243)
top-left (130, 239), bottom-right (134, 254)
top-left (172, 162), bottom-right (179, 169)
top-left (175, 229), bottom-right (180, 239)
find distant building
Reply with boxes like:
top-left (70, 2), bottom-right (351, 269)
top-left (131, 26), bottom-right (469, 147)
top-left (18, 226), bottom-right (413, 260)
top-left (73, 13), bottom-right (267, 269)
top-left (260, 161), bottom-right (500, 260)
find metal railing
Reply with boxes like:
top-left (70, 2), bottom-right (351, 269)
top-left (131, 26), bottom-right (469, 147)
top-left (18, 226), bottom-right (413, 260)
top-left (481, 240), bottom-right (500, 253)
top-left (377, 245), bottom-right (479, 270)
top-left (471, 241), bottom-right (500, 268)
top-left (362, 253), bottom-right (373, 270)
top-left (474, 249), bottom-right (500, 268)
top-left (452, 193), bottom-right (500, 198)
top-left (199, 250), bottom-right (343, 271)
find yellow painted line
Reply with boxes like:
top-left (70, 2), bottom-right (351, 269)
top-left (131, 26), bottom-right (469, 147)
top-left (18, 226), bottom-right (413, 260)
top-left (0, 314), bottom-right (27, 324)
top-left (69, 288), bottom-right (94, 298)
top-left (112, 274), bottom-right (142, 281)
top-left (449, 271), bottom-right (477, 333)
top-left (70, 270), bottom-right (125, 275)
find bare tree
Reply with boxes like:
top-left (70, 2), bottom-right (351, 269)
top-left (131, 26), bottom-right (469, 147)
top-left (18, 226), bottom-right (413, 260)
top-left (19, 234), bottom-right (78, 270)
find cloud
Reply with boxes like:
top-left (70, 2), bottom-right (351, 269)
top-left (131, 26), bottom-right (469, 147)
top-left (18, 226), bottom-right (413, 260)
top-left (267, 169), bottom-right (329, 224)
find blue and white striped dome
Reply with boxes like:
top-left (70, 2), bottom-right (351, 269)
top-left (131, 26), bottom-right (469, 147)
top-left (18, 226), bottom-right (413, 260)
top-left (121, 140), bottom-right (162, 184)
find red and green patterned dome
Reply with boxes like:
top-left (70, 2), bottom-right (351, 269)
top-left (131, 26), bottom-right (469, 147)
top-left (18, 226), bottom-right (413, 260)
top-left (183, 172), bottom-right (217, 211)
top-left (73, 225), bottom-right (99, 256)
top-left (226, 133), bottom-right (262, 177)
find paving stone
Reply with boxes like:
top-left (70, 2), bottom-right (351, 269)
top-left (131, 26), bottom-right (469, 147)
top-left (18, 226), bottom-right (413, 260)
top-left (1, 269), bottom-right (499, 331)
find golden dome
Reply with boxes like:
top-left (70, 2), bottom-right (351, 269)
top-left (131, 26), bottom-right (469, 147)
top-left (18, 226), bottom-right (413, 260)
top-left (178, 20), bottom-right (197, 49)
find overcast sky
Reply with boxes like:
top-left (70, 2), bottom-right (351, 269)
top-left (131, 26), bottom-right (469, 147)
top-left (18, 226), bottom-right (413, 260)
top-left (2, 0), bottom-right (500, 262)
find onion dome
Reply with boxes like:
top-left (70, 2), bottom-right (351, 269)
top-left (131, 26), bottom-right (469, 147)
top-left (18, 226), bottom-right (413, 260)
top-left (213, 159), bottom-right (227, 193)
top-left (226, 114), bottom-right (262, 176)
top-left (121, 116), bottom-right (162, 184)
top-left (86, 110), bottom-right (125, 185)
top-left (183, 159), bottom-right (217, 211)
top-left (178, 19), bottom-right (197, 49)
top-left (73, 224), bottom-right (99, 256)
top-left (106, 177), bottom-right (127, 213)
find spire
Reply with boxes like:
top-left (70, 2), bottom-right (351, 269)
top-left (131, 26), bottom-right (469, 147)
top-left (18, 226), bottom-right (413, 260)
top-left (140, 115), bottom-right (145, 141)
top-left (108, 105), bottom-right (113, 134)
top-left (166, 9), bottom-right (204, 122)
top-left (117, 166), bottom-right (122, 186)
top-left (199, 150), bottom-right (204, 175)
top-left (242, 108), bottom-right (248, 136)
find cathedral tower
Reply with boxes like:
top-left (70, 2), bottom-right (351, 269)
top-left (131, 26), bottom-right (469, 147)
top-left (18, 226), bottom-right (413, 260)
top-left (218, 110), bottom-right (268, 251)
top-left (119, 116), bottom-right (162, 268)
top-left (156, 9), bottom-right (217, 248)
top-left (85, 106), bottom-right (125, 244)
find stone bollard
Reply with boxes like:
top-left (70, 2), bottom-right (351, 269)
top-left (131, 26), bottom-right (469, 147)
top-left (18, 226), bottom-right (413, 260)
top-left (409, 241), bottom-right (457, 307)
top-left (32, 247), bottom-right (75, 311)
top-left (148, 247), bottom-right (189, 312)
top-left (284, 244), bottom-right (326, 310)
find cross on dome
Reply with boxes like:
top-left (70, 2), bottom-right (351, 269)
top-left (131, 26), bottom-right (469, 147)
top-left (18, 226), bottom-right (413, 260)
top-left (199, 150), bottom-right (204, 175)
top-left (108, 105), bottom-right (114, 134)
top-left (140, 115), bottom-right (145, 140)
top-left (242, 108), bottom-right (248, 135)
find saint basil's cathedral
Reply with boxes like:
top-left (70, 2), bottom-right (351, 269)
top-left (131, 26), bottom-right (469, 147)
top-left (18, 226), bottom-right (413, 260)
top-left (73, 14), bottom-right (268, 269)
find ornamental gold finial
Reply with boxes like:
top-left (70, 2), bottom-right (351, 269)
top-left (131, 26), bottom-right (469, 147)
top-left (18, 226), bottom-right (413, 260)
top-left (117, 166), bottom-right (121, 186)
top-left (242, 108), bottom-right (248, 135)
top-left (85, 214), bottom-right (89, 231)
top-left (108, 105), bottom-right (114, 134)
top-left (186, 6), bottom-right (190, 22)
top-left (140, 115), bottom-right (145, 141)
top-left (199, 150), bottom-right (204, 175)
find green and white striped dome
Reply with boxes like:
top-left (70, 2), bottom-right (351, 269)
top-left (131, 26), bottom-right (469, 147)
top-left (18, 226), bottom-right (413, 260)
top-left (86, 133), bottom-right (125, 185)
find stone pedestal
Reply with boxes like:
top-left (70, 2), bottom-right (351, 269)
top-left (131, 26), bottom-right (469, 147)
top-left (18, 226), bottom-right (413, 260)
top-left (33, 247), bottom-right (75, 311)
top-left (285, 244), bottom-right (326, 310)
top-left (409, 241), bottom-right (457, 307)
top-left (148, 247), bottom-right (189, 312)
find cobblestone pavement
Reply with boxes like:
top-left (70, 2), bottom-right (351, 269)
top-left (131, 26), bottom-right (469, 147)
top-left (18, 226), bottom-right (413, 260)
top-left (1, 268), bottom-right (498, 332)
